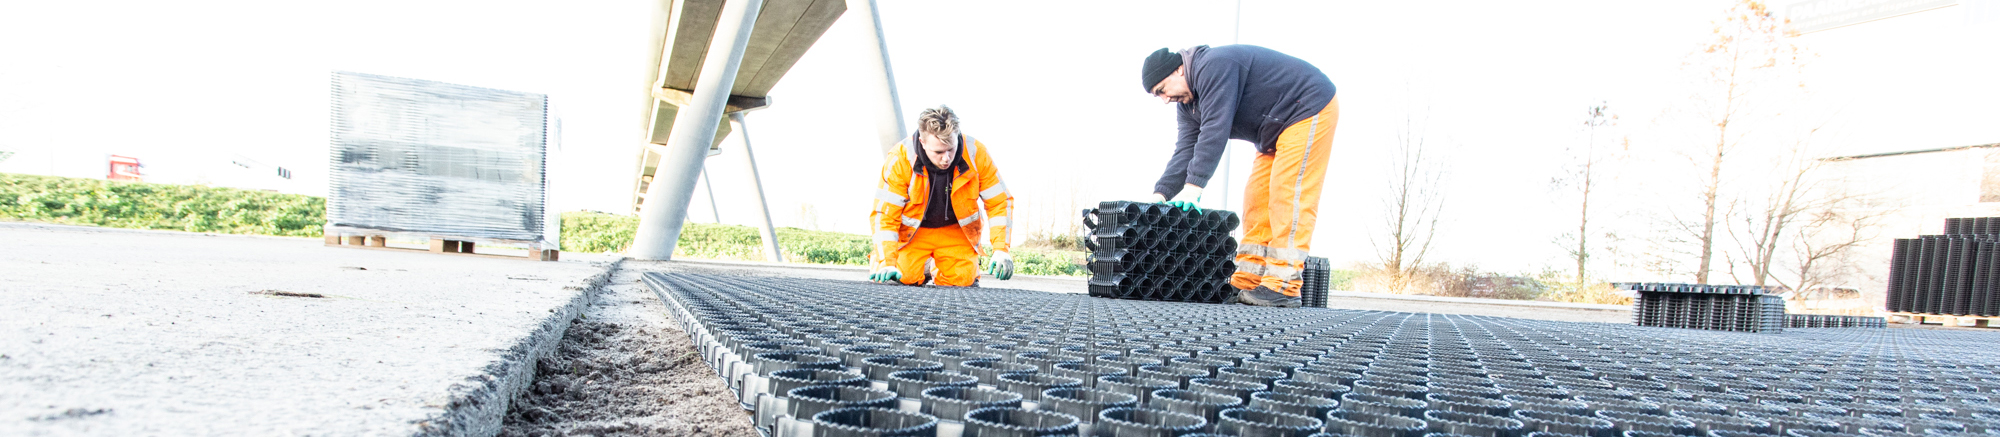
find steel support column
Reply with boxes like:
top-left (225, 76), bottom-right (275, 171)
top-left (701, 167), bottom-right (721, 223)
top-left (728, 112), bottom-right (785, 263)
top-left (849, 0), bottom-right (906, 155)
top-left (630, 0), bottom-right (766, 260)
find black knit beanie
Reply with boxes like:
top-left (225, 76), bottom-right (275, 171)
top-left (1140, 48), bottom-right (1182, 93)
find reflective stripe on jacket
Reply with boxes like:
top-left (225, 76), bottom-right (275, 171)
top-left (870, 132), bottom-right (1013, 267)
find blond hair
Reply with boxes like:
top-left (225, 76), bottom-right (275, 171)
top-left (917, 105), bottom-right (960, 144)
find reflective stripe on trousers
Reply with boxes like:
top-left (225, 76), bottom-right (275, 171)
top-left (1231, 96), bottom-right (1339, 296)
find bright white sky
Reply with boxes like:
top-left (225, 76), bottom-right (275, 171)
top-left (2, 0), bottom-right (1996, 277)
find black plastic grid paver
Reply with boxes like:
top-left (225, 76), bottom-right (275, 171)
top-left (1084, 201), bottom-right (1241, 304)
top-left (1616, 283), bottom-right (1786, 333)
top-left (647, 272), bottom-right (2000, 437)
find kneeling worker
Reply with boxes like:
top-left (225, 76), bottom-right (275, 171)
top-left (1139, 45), bottom-right (1340, 307)
top-left (868, 105), bottom-right (1016, 286)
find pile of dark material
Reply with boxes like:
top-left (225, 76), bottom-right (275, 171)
top-left (1785, 314), bottom-right (1887, 329)
top-left (1302, 257), bottom-right (1332, 308)
top-left (646, 272), bottom-right (2000, 437)
top-left (1619, 283), bottom-right (1788, 333)
top-left (1083, 201), bottom-right (1242, 303)
top-left (1887, 217), bottom-right (2000, 317)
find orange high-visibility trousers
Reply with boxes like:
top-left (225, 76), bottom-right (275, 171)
top-left (894, 224), bottom-right (980, 286)
top-left (1232, 96), bottom-right (1339, 296)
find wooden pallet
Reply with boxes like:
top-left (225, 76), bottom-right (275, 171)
top-left (1889, 312), bottom-right (2000, 328)
top-left (324, 233), bottom-right (559, 261)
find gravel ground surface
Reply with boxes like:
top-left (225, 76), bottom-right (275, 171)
top-left (0, 223), bottom-right (617, 436)
top-left (499, 261), bottom-right (754, 437)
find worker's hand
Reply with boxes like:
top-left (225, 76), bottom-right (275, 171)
top-left (1147, 192), bottom-right (1167, 203)
top-left (1166, 185), bottom-right (1203, 213)
top-left (869, 266), bottom-right (902, 284)
top-left (986, 251), bottom-right (1015, 280)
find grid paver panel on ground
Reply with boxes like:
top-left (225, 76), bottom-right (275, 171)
top-left (649, 272), bottom-right (2000, 437)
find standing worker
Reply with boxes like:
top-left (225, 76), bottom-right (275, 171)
top-left (1139, 45), bottom-right (1340, 308)
top-left (868, 105), bottom-right (1017, 286)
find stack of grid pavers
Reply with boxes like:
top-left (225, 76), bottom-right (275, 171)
top-left (1786, 314), bottom-right (1887, 328)
top-left (1083, 201), bottom-right (1241, 303)
top-left (1887, 216), bottom-right (2000, 317)
top-left (1301, 256), bottom-right (1331, 308)
top-left (647, 272), bottom-right (2000, 437)
top-left (1617, 282), bottom-right (1786, 333)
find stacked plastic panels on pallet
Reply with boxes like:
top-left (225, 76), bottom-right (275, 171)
top-left (1785, 314), bottom-right (1887, 329)
top-left (1302, 257), bottom-right (1332, 308)
top-left (327, 71), bottom-right (556, 249)
top-left (647, 272), bottom-right (2000, 437)
top-left (1083, 201), bottom-right (1242, 303)
top-left (1887, 217), bottom-right (2000, 317)
top-left (1619, 282), bottom-right (1787, 333)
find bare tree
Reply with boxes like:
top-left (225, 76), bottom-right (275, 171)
top-left (1554, 103), bottom-right (1618, 289)
top-left (1637, 216), bottom-right (1699, 279)
top-left (1712, 113), bottom-right (1889, 295)
top-left (1670, 0), bottom-right (1809, 284)
top-left (1725, 134), bottom-right (1821, 287)
top-left (1373, 111), bottom-right (1448, 293)
top-left (1779, 198), bottom-right (1884, 299)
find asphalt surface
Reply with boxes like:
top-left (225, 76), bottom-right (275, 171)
top-left (0, 223), bottom-right (618, 436)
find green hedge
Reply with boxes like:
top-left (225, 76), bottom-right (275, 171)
top-left (778, 228), bottom-right (876, 265)
top-left (558, 211), bottom-right (641, 254)
top-left (561, 211), bottom-right (872, 264)
top-left (0, 173), bottom-right (1088, 276)
top-left (561, 211), bottom-right (1086, 275)
top-left (0, 173), bottom-right (324, 237)
top-left (988, 250), bottom-right (1088, 277)
top-left (1328, 269), bottom-right (1358, 291)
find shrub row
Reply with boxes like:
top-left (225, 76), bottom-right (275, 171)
top-left (1, 173), bottom-right (324, 237)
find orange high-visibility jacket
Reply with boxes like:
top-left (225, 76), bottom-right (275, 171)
top-left (871, 133), bottom-right (1013, 267)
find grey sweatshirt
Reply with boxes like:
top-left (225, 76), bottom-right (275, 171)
top-left (1153, 45), bottom-right (1337, 199)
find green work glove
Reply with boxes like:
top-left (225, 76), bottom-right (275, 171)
top-left (1159, 185), bottom-right (1204, 213)
top-left (869, 266), bottom-right (902, 284)
top-left (986, 251), bottom-right (1015, 280)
